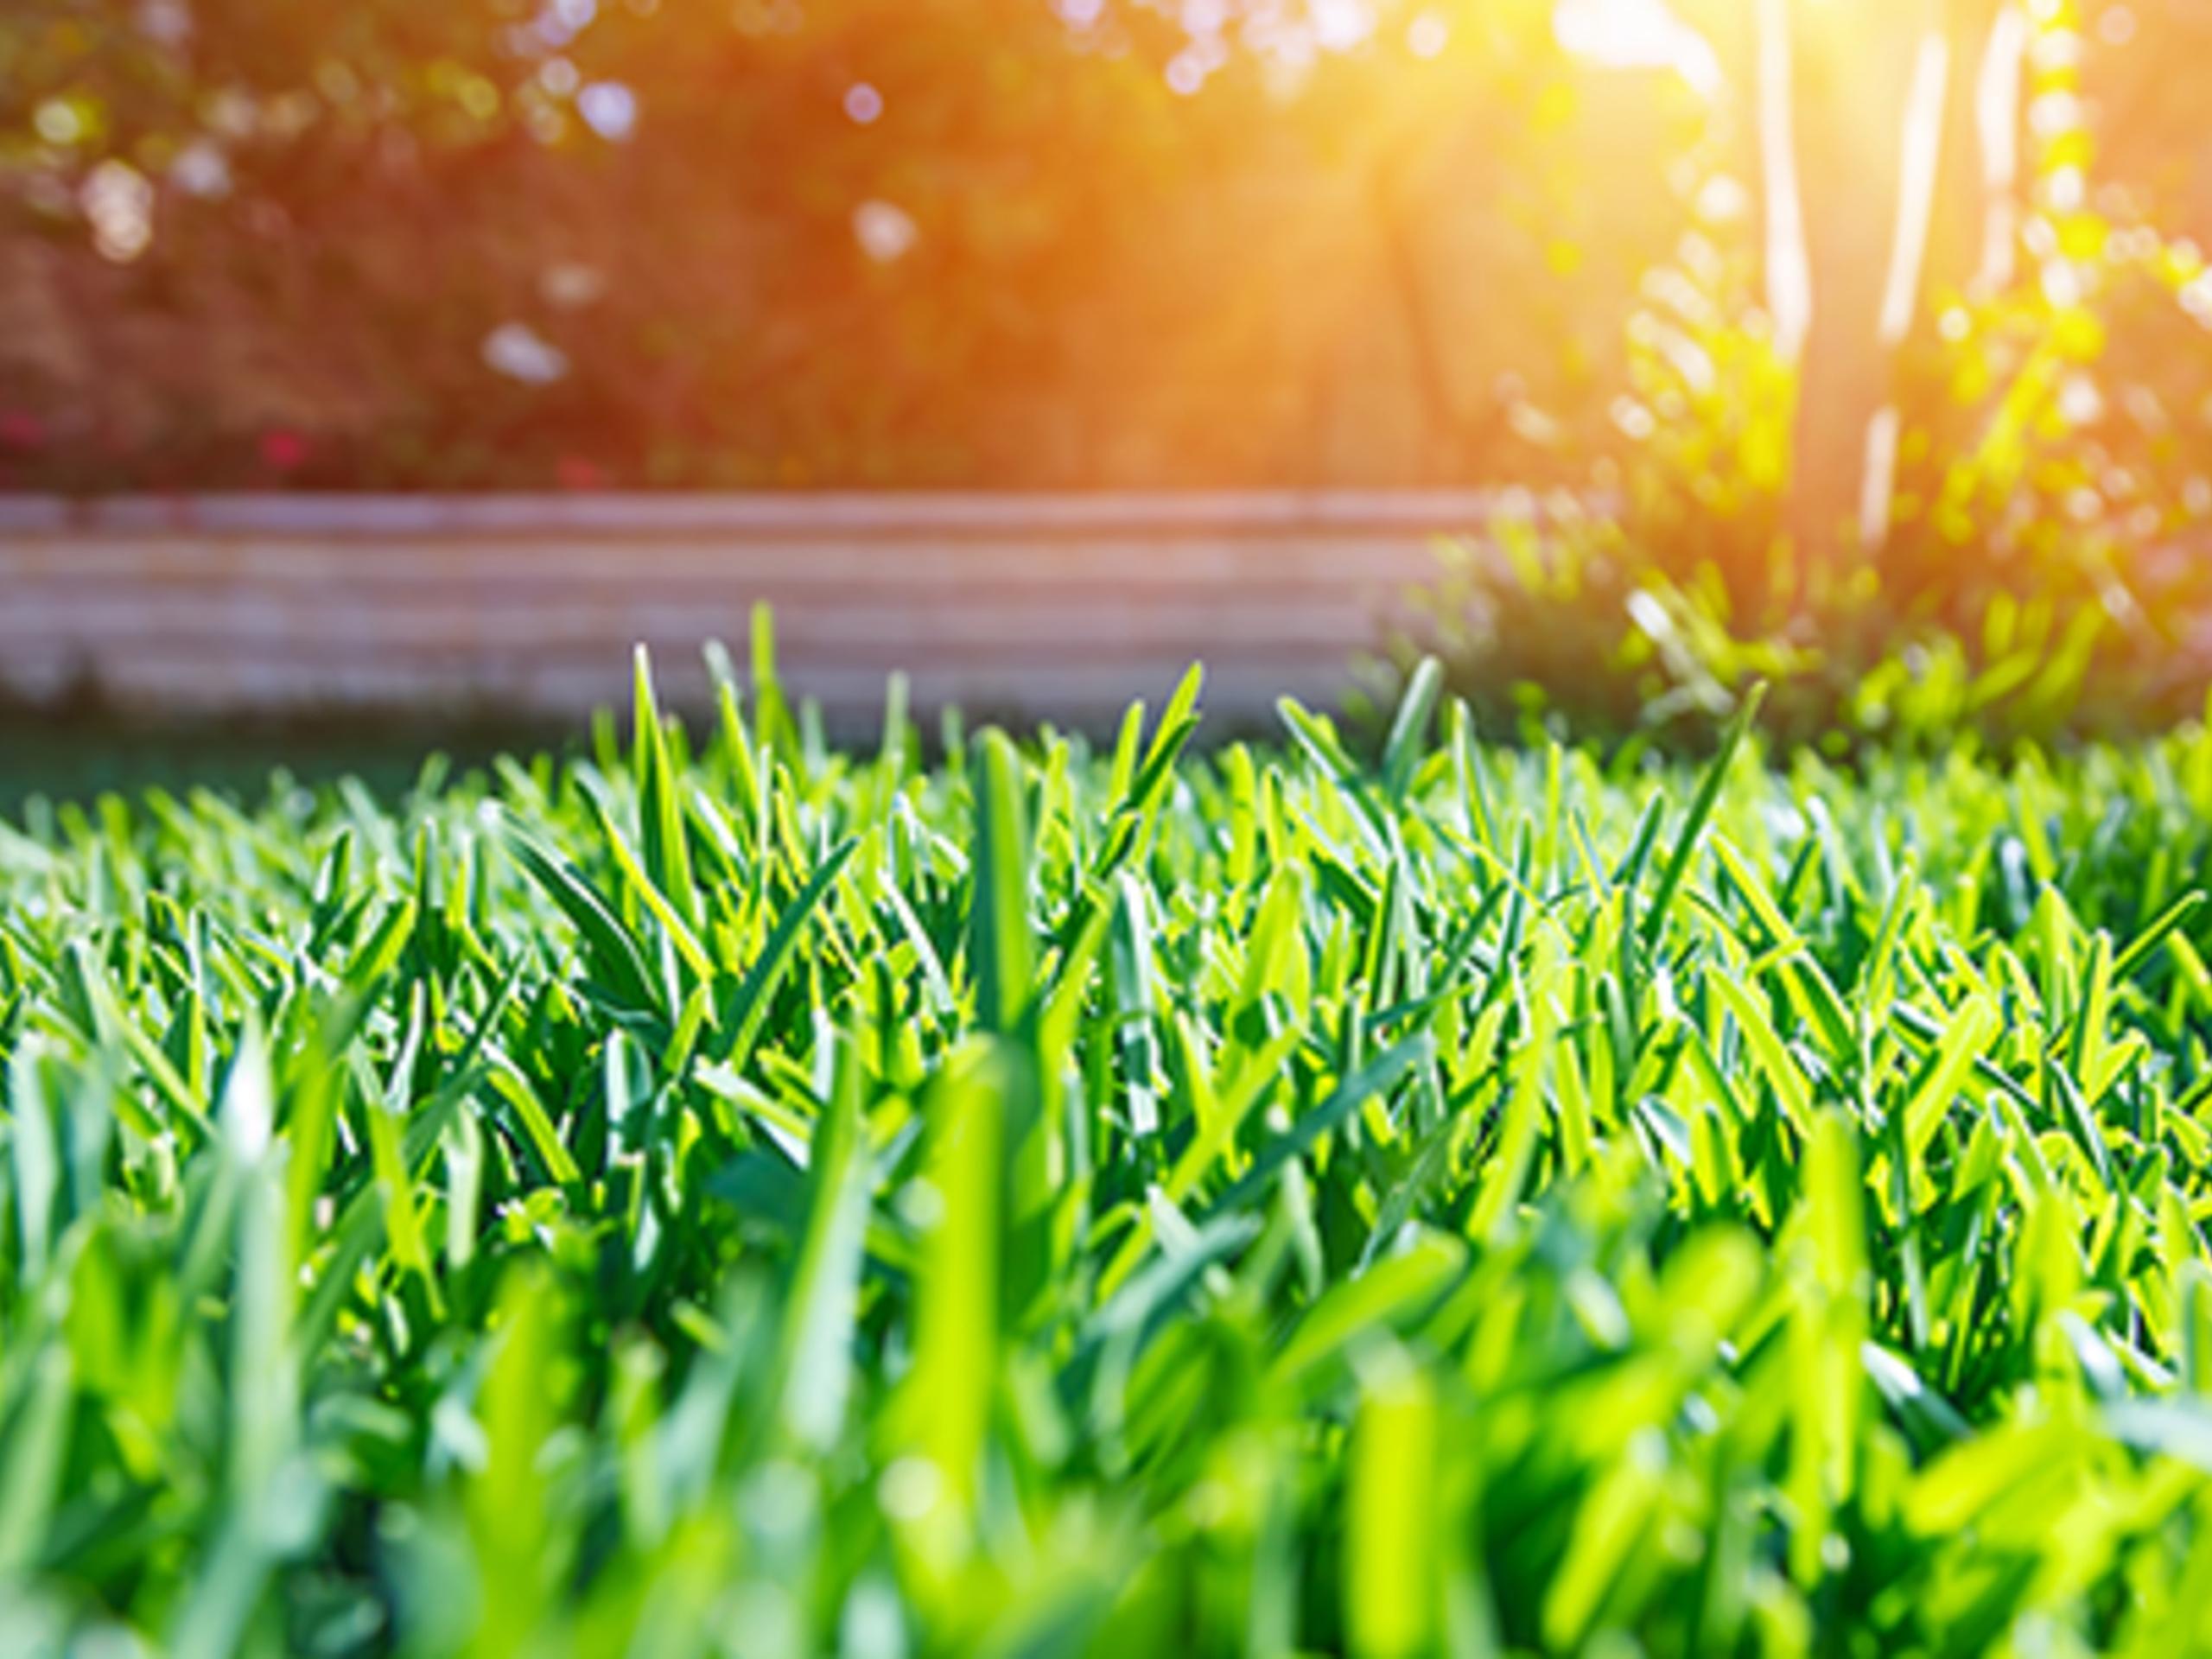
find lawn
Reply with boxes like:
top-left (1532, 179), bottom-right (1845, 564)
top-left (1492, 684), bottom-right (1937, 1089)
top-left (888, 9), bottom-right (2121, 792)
top-left (3, 651), bottom-right (2212, 1656)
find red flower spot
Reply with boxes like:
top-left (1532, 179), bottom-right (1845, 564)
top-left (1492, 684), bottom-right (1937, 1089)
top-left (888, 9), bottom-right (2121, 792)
top-left (556, 454), bottom-right (605, 491)
top-left (0, 410), bottom-right (46, 450)
top-left (260, 429), bottom-right (310, 471)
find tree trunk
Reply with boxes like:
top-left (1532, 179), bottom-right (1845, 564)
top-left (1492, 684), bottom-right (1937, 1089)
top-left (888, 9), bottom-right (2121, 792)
top-left (1770, 0), bottom-right (1926, 566)
top-left (1751, 0), bottom-right (2018, 569)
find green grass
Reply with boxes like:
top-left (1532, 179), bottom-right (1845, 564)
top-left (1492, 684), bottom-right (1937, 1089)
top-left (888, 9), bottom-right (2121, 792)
top-left (6, 638), bottom-right (2212, 1656)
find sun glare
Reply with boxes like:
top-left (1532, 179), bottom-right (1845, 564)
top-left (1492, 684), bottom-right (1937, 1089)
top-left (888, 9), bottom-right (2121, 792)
top-left (1554, 0), bottom-right (1722, 95)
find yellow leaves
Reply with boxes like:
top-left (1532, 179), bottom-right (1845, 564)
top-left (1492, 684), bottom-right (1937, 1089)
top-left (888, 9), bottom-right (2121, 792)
top-left (2056, 213), bottom-right (2109, 266)
top-left (2050, 303), bottom-right (2107, 362)
top-left (1534, 79), bottom-right (1577, 133)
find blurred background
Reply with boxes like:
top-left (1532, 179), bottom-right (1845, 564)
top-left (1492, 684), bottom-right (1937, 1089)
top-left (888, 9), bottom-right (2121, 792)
top-left (5, 0), bottom-right (2212, 795)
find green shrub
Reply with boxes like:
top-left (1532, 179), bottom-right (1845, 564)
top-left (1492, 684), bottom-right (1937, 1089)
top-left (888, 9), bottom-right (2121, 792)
top-left (1408, 31), bottom-right (2212, 754)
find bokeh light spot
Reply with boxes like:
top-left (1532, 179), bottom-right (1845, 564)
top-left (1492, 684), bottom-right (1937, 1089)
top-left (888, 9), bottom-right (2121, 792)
top-left (577, 81), bottom-right (638, 141)
top-left (853, 200), bottom-right (918, 264)
top-left (82, 161), bottom-right (154, 263)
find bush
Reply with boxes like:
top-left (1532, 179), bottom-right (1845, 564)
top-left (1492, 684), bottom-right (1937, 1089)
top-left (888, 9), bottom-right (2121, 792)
top-left (1408, 29), bottom-right (2212, 753)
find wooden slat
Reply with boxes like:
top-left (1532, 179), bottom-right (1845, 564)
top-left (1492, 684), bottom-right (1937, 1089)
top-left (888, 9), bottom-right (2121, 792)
top-left (0, 488), bottom-right (1551, 537)
top-left (0, 534), bottom-right (1451, 587)
top-left (0, 493), bottom-right (1487, 731)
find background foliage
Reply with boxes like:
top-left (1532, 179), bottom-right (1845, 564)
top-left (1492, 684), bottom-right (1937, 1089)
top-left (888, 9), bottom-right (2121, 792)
top-left (1403, 0), bottom-right (2212, 751)
top-left (0, 0), bottom-right (1697, 489)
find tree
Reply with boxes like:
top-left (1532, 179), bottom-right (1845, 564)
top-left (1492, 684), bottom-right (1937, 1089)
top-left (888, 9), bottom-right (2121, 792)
top-left (1675, 0), bottom-right (2028, 568)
